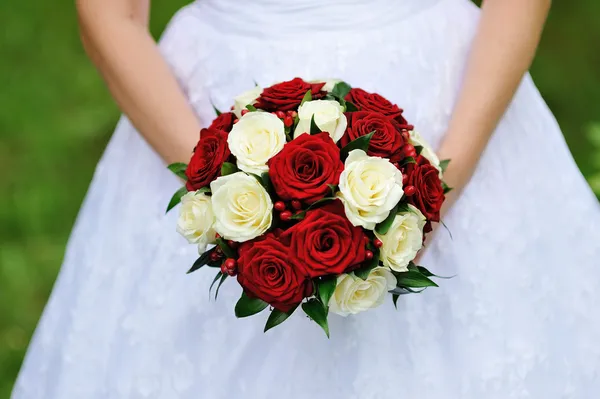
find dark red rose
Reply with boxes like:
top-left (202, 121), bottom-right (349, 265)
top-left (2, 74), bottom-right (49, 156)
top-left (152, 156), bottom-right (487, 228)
top-left (345, 88), bottom-right (410, 126)
top-left (208, 112), bottom-right (236, 132)
top-left (256, 78), bottom-right (326, 111)
top-left (185, 128), bottom-right (231, 191)
top-left (268, 132), bottom-right (343, 203)
top-left (282, 200), bottom-right (368, 278)
top-left (237, 233), bottom-right (312, 312)
top-left (341, 111), bottom-right (406, 161)
top-left (404, 156), bottom-right (445, 224)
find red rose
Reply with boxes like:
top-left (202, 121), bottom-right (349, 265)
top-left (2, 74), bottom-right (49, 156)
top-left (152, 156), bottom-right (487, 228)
top-left (237, 233), bottom-right (312, 312)
top-left (268, 132), bottom-right (343, 203)
top-left (341, 111), bottom-right (406, 161)
top-left (345, 88), bottom-right (410, 126)
top-left (185, 128), bottom-right (231, 191)
top-left (255, 78), bottom-right (326, 111)
top-left (282, 200), bottom-right (368, 278)
top-left (208, 112), bottom-right (236, 132)
top-left (404, 156), bottom-right (445, 224)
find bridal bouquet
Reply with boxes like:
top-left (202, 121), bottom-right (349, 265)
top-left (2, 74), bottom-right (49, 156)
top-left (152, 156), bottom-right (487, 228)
top-left (167, 78), bottom-right (451, 337)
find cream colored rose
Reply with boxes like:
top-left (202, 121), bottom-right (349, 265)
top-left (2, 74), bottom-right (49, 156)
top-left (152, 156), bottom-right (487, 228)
top-left (233, 86), bottom-right (263, 118)
top-left (329, 267), bottom-right (396, 316)
top-left (409, 130), bottom-right (442, 176)
top-left (309, 79), bottom-right (342, 92)
top-left (375, 205), bottom-right (426, 272)
top-left (337, 150), bottom-right (404, 230)
top-left (210, 172), bottom-right (273, 242)
top-left (227, 112), bottom-right (286, 174)
top-left (294, 100), bottom-right (347, 143)
top-left (176, 191), bottom-right (217, 253)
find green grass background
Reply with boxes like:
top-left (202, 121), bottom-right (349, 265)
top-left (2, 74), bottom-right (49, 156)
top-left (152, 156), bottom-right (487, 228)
top-left (1, 1), bottom-right (599, 396)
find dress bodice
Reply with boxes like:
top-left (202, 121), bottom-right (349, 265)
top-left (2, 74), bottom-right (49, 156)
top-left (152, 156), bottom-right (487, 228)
top-left (194, 0), bottom-right (446, 37)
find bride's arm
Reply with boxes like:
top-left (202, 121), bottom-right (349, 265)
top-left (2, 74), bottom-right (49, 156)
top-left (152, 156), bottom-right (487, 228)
top-left (438, 0), bottom-right (551, 213)
top-left (76, 0), bottom-right (201, 164)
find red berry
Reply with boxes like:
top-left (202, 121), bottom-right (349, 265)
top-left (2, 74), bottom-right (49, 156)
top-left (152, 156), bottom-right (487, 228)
top-left (291, 200), bottom-right (302, 210)
top-left (215, 246), bottom-right (223, 255)
top-left (284, 115), bottom-right (294, 127)
top-left (210, 251), bottom-right (220, 262)
top-left (374, 238), bottom-right (383, 249)
top-left (221, 258), bottom-right (238, 276)
top-left (404, 185), bottom-right (416, 196)
top-left (275, 110), bottom-right (286, 119)
top-left (230, 105), bottom-right (235, 111)
top-left (290, 111), bottom-right (298, 118)
top-left (280, 210), bottom-right (293, 221)
top-left (241, 109), bottom-right (249, 116)
top-left (274, 201), bottom-right (286, 212)
top-left (402, 174), bottom-right (409, 185)
top-left (233, 118), bottom-right (239, 124)
top-left (365, 250), bottom-right (374, 260)
top-left (227, 240), bottom-right (239, 249)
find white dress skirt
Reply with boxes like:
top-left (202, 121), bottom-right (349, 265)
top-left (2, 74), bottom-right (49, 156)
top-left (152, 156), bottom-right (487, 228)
top-left (13, 0), bottom-right (600, 398)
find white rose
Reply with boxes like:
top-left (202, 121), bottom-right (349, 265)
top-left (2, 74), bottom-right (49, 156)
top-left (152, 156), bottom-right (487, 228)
top-left (176, 191), bottom-right (217, 253)
top-left (409, 130), bottom-right (442, 177)
top-left (375, 205), bottom-right (426, 272)
top-left (210, 172), bottom-right (273, 242)
top-left (294, 100), bottom-right (347, 143)
top-left (337, 150), bottom-right (404, 230)
top-left (329, 267), bottom-right (396, 316)
top-left (233, 86), bottom-right (263, 118)
top-left (309, 78), bottom-right (342, 92)
top-left (227, 112), bottom-right (286, 174)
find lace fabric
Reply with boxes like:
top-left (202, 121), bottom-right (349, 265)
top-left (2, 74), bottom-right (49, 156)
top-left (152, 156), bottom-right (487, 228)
top-left (13, 0), bottom-right (600, 397)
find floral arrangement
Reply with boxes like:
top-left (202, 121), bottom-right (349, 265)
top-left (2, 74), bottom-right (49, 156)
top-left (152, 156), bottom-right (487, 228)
top-left (167, 78), bottom-right (451, 337)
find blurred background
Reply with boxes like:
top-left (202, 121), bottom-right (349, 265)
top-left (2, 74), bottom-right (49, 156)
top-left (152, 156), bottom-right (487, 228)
top-left (1, 0), bottom-right (599, 396)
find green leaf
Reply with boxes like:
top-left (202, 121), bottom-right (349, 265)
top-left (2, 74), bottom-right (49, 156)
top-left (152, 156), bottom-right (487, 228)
top-left (166, 187), bottom-right (188, 213)
top-left (414, 145), bottom-right (424, 156)
top-left (307, 196), bottom-right (336, 211)
top-left (401, 156), bottom-right (416, 166)
top-left (442, 182), bottom-right (453, 194)
top-left (214, 273), bottom-right (228, 300)
top-left (235, 292), bottom-right (269, 318)
top-left (392, 294), bottom-right (399, 309)
top-left (209, 271), bottom-right (223, 295)
top-left (310, 114), bottom-right (322, 134)
top-left (441, 220), bottom-right (453, 240)
top-left (167, 162), bottom-right (188, 180)
top-left (317, 277), bottom-right (337, 307)
top-left (264, 306), bottom-right (297, 333)
top-left (300, 89), bottom-right (312, 106)
top-left (212, 103), bottom-right (222, 116)
top-left (289, 211), bottom-right (306, 220)
top-left (187, 249), bottom-right (215, 274)
top-left (408, 264), bottom-right (453, 279)
top-left (340, 131), bottom-right (375, 161)
top-left (439, 159), bottom-right (451, 173)
top-left (215, 237), bottom-right (236, 259)
top-left (354, 250), bottom-right (380, 280)
top-left (345, 101), bottom-right (358, 112)
top-left (389, 286), bottom-right (425, 295)
top-left (396, 270), bottom-right (439, 288)
top-left (246, 104), bottom-right (257, 112)
top-left (331, 81), bottom-right (352, 100)
top-left (260, 172), bottom-right (272, 192)
top-left (221, 162), bottom-right (238, 176)
top-left (327, 184), bottom-right (338, 196)
top-left (375, 202), bottom-right (400, 235)
top-left (302, 299), bottom-right (330, 338)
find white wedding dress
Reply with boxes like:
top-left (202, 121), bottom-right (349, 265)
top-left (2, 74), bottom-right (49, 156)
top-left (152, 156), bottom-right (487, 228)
top-left (13, 0), bottom-right (600, 398)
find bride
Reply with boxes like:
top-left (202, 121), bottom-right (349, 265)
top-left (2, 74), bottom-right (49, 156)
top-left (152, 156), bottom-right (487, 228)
top-left (13, 0), bottom-right (600, 398)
